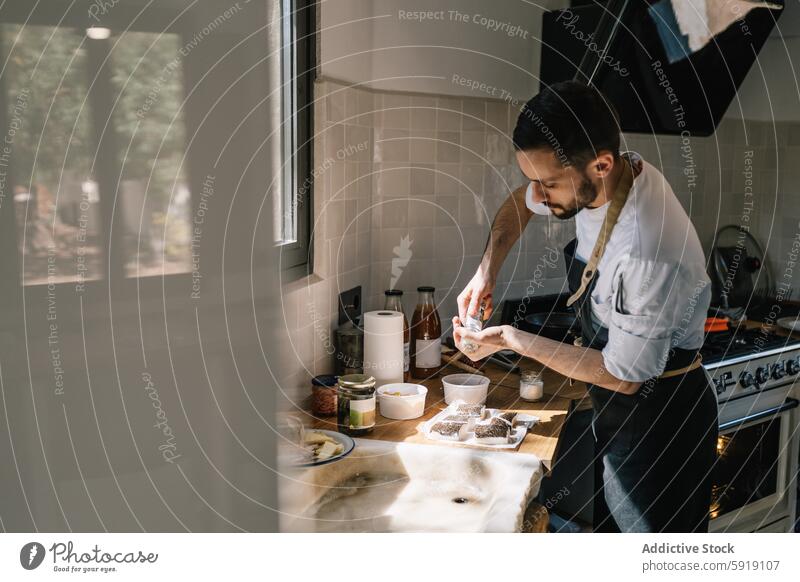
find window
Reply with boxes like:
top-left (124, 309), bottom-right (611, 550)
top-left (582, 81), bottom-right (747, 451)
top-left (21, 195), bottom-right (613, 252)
top-left (276, 0), bottom-right (315, 279)
top-left (111, 31), bottom-right (193, 278)
top-left (2, 24), bottom-right (103, 286)
top-left (0, 1), bottom-right (285, 293)
top-left (0, 19), bottom-right (193, 286)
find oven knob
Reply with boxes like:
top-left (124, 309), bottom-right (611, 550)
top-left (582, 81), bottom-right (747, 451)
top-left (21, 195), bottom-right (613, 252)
top-left (739, 371), bottom-right (756, 387)
top-left (755, 366), bottom-right (769, 384)
top-left (771, 362), bottom-right (786, 380)
top-left (787, 358), bottom-right (800, 375)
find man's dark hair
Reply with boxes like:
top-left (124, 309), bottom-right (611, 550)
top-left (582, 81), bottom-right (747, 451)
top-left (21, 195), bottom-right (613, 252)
top-left (512, 81), bottom-right (620, 168)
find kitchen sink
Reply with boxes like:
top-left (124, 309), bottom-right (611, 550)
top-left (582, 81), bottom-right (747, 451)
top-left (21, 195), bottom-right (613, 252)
top-left (279, 439), bottom-right (543, 532)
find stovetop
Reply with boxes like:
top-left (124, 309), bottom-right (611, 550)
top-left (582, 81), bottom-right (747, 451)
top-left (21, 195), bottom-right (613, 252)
top-left (700, 328), bottom-right (800, 365)
top-left (701, 326), bottom-right (800, 410)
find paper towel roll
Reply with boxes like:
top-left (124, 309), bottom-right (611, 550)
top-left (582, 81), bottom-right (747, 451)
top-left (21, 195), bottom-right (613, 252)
top-left (363, 310), bottom-right (404, 387)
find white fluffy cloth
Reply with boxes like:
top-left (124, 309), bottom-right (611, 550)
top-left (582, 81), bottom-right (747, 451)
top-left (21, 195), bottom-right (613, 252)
top-left (671, 0), bottom-right (782, 52)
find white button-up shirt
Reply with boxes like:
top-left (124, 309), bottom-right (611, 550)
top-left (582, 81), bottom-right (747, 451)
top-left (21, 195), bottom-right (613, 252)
top-left (526, 152), bottom-right (711, 382)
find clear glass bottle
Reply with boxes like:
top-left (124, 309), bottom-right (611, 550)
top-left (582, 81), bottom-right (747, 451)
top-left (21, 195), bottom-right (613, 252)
top-left (384, 289), bottom-right (410, 381)
top-left (410, 286), bottom-right (442, 379)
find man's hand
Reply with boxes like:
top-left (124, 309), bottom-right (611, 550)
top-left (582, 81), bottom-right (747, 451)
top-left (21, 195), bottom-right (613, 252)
top-left (452, 317), bottom-right (509, 360)
top-left (457, 269), bottom-right (496, 322)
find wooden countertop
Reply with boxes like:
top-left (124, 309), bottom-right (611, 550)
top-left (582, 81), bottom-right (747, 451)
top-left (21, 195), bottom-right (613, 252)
top-left (312, 356), bottom-right (589, 472)
top-left (312, 317), bottom-right (798, 473)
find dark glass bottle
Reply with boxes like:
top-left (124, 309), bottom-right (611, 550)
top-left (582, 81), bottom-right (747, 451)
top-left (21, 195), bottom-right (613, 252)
top-left (410, 286), bottom-right (442, 379)
top-left (384, 290), bottom-right (410, 381)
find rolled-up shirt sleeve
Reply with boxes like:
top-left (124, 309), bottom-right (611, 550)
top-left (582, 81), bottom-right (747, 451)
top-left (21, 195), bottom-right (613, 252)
top-left (601, 260), bottom-right (692, 382)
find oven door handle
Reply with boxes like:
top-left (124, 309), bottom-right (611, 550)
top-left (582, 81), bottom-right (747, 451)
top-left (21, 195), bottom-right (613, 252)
top-left (719, 398), bottom-right (799, 432)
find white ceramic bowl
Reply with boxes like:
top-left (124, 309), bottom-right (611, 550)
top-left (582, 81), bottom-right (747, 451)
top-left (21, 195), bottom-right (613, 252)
top-left (377, 383), bottom-right (428, 420)
top-left (442, 373), bottom-right (490, 405)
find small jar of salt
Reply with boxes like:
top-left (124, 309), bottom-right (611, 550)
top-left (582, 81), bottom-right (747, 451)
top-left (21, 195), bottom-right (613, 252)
top-left (461, 305), bottom-right (485, 354)
top-left (519, 369), bottom-right (544, 401)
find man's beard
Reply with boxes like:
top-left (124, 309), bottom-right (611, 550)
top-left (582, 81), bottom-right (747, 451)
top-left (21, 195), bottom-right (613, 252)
top-left (548, 174), bottom-right (598, 220)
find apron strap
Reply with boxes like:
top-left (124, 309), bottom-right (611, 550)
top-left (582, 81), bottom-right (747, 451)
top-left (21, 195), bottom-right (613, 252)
top-left (657, 354), bottom-right (703, 379)
top-left (574, 338), bottom-right (703, 379)
top-left (566, 158), bottom-right (634, 308)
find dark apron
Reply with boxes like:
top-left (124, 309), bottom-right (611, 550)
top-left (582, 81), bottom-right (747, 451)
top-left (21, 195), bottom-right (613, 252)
top-left (564, 239), bottom-right (718, 532)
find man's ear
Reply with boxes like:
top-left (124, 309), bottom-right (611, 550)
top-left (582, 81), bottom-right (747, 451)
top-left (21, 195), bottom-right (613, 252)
top-left (584, 151), bottom-right (616, 179)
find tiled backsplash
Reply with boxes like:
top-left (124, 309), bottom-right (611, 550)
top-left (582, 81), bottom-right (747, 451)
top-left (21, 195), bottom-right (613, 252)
top-left (279, 79), bottom-right (792, 408)
top-left (623, 118), bottom-right (791, 276)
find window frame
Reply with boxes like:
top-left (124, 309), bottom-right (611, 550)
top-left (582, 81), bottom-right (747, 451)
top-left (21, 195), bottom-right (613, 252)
top-left (279, 0), bottom-right (315, 282)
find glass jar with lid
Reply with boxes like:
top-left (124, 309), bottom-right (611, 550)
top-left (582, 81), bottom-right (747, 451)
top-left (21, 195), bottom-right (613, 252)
top-left (520, 369), bottom-right (544, 401)
top-left (336, 374), bottom-right (376, 436)
top-left (311, 374), bottom-right (338, 416)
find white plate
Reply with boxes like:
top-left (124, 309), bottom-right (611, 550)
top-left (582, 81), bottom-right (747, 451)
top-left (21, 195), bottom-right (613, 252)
top-left (419, 404), bottom-right (539, 450)
top-left (777, 316), bottom-right (800, 333)
top-left (288, 430), bottom-right (355, 468)
top-left (513, 413), bottom-right (540, 430)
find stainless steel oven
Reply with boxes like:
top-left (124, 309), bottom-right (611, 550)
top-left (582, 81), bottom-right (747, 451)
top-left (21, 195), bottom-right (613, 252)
top-left (708, 380), bottom-right (799, 532)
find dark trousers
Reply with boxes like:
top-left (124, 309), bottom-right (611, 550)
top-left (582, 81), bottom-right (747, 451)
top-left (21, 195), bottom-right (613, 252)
top-left (591, 368), bottom-right (718, 532)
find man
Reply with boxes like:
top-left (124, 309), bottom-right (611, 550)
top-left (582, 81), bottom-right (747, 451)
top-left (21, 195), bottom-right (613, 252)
top-left (453, 81), bottom-right (718, 533)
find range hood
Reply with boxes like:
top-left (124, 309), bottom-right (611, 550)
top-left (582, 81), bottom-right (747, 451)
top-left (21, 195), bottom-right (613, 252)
top-left (540, 0), bottom-right (784, 135)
